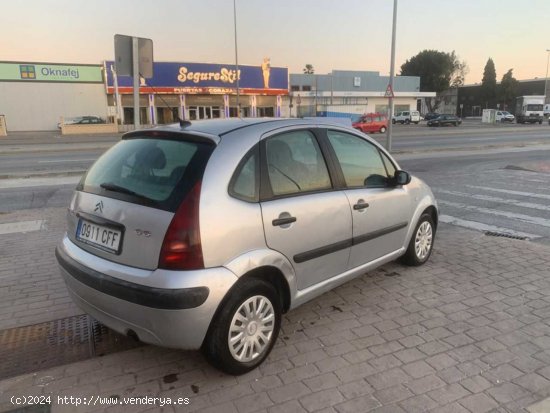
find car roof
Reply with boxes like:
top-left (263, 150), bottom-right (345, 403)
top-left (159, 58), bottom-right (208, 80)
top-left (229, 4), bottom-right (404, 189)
top-left (143, 118), bottom-right (357, 137)
top-left (123, 117), bottom-right (395, 164)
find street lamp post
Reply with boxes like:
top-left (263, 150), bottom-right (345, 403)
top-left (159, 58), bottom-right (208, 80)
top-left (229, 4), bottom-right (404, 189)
top-left (386, 0), bottom-right (398, 152)
top-left (233, 0), bottom-right (240, 116)
top-left (545, 49), bottom-right (550, 105)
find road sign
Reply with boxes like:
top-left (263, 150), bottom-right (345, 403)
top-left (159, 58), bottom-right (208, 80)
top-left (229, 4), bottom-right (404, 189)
top-left (384, 84), bottom-right (394, 98)
top-left (114, 34), bottom-right (154, 128)
top-left (114, 34), bottom-right (154, 78)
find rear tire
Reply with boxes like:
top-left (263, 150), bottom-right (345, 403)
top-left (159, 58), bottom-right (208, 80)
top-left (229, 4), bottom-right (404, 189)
top-left (202, 279), bottom-right (281, 375)
top-left (405, 119), bottom-right (410, 124)
top-left (401, 214), bottom-right (435, 266)
top-left (380, 126), bottom-right (387, 133)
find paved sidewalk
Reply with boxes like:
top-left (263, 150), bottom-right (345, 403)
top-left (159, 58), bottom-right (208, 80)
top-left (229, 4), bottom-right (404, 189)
top-left (2, 220), bottom-right (550, 412)
top-left (0, 207), bottom-right (81, 331)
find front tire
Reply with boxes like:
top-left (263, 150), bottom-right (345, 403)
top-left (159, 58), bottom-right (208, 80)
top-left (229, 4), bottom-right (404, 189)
top-left (380, 126), bottom-right (387, 133)
top-left (202, 278), bottom-right (282, 375)
top-left (401, 214), bottom-right (435, 266)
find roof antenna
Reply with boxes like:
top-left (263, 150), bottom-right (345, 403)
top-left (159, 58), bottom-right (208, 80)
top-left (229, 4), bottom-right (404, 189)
top-left (179, 118), bottom-right (191, 128)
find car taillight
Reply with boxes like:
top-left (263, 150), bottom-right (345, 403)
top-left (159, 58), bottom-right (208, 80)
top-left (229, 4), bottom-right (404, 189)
top-left (159, 181), bottom-right (204, 270)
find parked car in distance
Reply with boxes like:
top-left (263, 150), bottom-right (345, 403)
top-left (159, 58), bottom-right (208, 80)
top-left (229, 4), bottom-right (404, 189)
top-left (423, 112), bottom-right (440, 121)
top-left (496, 111), bottom-right (515, 122)
top-left (427, 114), bottom-right (462, 127)
top-left (58, 116), bottom-right (106, 128)
top-left (352, 113), bottom-right (388, 134)
top-left (392, 110), bottom-right (421, 124)
top-left (56, 118), bottom-right (438, 375)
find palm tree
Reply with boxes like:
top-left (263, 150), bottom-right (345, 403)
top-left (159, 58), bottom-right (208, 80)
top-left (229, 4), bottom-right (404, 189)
top-left (303, 64), bottom-right (314, 74)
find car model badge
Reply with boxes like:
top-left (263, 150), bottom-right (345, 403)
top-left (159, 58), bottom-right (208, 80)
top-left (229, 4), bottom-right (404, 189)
top-left (94, 201), bottom-right (104, 214)
top-left (135, 229), bottom-right (151, 237)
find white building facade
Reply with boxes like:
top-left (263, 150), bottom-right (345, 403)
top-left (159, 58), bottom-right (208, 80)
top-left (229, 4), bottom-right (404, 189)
top-left (284, 70), bottom-right (435, 120)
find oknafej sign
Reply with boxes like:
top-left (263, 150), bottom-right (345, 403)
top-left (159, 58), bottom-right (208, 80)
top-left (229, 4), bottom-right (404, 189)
top-left (0, 62), bottom-right (103, 83)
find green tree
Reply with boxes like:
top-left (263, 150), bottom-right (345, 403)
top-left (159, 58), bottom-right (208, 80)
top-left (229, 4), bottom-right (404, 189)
top-left (303, 64), bottom-right (314, 74)
top-left (481, 58), bottom-right (497, 108)
top-left (498, 69), bottom-right (519, 111)
top-left (400, 50), bottom-right (467, 112)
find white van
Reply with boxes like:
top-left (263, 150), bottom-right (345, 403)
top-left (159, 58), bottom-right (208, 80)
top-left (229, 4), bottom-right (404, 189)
top-left (544, 104), bottom-right (550, 117)
top-left (495, 111), bottom-right (515, 122)
top-left (392, 110), bottom-right (421, 124)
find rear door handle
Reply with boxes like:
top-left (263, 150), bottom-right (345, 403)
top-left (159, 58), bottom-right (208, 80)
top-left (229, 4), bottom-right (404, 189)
top-left (353, 201), bottom-right (370, 211)
top-left (272, 217), bottom-right (296, 226)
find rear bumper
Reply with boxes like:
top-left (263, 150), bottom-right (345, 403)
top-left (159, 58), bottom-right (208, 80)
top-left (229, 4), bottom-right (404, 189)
top-left (56, 235), bottom-right (238, 349)
top-left (56, 247), bottom-right (209, 310)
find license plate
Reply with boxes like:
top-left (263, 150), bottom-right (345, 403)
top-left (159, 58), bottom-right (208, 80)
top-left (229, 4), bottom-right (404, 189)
top-left (76, 219), bottom-right (122, 254)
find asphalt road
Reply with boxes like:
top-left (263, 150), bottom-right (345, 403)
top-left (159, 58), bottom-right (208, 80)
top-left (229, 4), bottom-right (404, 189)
top-left (0, 149), bottom-right (107, 177)
top-left (373, 122), bottom-right (550, 152)
top-left (399, 147), bottom-right (550, 246)
top-left (1, 124), bottom-right (550, 246)
top-left (1, 123), bottom-right (549, 177)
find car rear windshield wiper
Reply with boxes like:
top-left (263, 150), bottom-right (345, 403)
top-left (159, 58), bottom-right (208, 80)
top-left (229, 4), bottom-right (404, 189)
top-left (99, 182), bottom-right (155, 203)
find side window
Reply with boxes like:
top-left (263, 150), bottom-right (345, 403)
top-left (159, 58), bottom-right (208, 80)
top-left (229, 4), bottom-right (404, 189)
top-left (230, 148), bottom-right (258, 202)
top-left (365, 117), bottom-right (372, 123)
top-left (380, 151), bottom-right (396, 178)
top-left (327, 130), bottom-right (390, 188)
top-left (265, 130), bottom-right (331, 197)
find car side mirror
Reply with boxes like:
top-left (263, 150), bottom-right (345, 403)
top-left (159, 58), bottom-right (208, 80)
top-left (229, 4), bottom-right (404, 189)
top-left (394, 170), bottom-right (411, 186)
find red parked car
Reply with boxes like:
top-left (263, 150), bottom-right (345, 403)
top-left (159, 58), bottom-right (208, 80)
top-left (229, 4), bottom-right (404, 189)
top-left (352, 113), bottom-right (388, 134)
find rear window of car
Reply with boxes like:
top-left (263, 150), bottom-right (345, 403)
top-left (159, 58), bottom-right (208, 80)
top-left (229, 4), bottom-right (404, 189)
top-left (78, 134), bottom-right (215, 212)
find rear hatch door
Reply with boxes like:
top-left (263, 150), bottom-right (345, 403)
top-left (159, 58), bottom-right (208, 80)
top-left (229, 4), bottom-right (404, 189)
top-left (67, 131), bottom-right (215, 270)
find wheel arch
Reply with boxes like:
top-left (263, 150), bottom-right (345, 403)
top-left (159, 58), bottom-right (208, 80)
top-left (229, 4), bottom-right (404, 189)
top-left (202, 264), bottom-right (291, 348)
top-left (202, 249), bottom-right (296, 347)
top-left (403, 193), bottom-right (438, 250)
top-left (422, 205), bottom-right (438, 230)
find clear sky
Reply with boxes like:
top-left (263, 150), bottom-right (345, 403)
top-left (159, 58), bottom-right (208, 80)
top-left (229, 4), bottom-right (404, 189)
top-left (2, 0), bottom-right (550, 84)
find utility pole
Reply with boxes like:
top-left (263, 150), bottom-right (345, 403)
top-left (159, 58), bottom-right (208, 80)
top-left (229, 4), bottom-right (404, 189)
top-left (386, 0), bottom-right (398, 152)
top-left (233, 0), bottom-right (240, 116)
top-left (132, 37), bottom-right (140, 128)
top-left (545, 49), bottom-right (550, 104)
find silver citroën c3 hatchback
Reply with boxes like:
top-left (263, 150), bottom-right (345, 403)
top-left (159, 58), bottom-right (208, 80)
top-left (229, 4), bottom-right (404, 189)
top-left (56, 118), bottom-right (438, 374)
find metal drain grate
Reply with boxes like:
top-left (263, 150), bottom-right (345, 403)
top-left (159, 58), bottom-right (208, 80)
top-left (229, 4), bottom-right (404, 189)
top-left (484, 231), bottom-right (528, 241)
top-left (0, 315), bottom-right (142, 380)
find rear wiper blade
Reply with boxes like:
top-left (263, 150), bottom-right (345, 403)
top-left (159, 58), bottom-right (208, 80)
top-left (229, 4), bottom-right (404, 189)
top-left (99, 182), bottom-right (154, 202)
